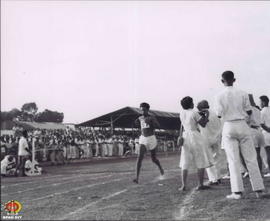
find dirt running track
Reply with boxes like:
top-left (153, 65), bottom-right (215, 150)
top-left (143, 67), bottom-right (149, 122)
top-left (1, 154), bottom-right (270, 220)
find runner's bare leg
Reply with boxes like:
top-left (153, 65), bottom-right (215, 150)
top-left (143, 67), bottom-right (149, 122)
top-left (133, 145), bottom-right (146, 183)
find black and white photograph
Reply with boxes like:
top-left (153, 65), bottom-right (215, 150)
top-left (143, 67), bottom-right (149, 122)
top-left (1, 0), bottom-right (270, 220)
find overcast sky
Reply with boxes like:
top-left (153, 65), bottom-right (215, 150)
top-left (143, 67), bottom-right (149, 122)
top-left (1, 1), bottom-right (270, 124)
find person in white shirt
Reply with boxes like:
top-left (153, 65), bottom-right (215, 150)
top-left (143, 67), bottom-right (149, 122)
top-left (163, 139), bottom-right (168, 154)
top-left (118, 137), bottom-right (124, 157)
top-left (246, 94), bottom-right (265, 174)
top-left (1, 155), bottom-right (16, 176)
top-left (25, 155), bottom-right (42, 176)
top-left (128, 138), bottom-right (135, 155)
top-left (197, 100), bottom-right (226, 185)
top-left (178, 96), bottom-right (212, 191)
top-left (260, 95), bottom-right (270, 177)
top-left (49, 138), bottom-right (57, 165)
top-left (16, 130), bottom-right (31, 176)
top-left (85, 138), bottom-right (92, 158)
top-left (102, 135), bottom-right (108, 157)
top-left (112, 136), bottom-right (118, 156)
top-left (96, 136), bottom-right (102, 157)
top-left (215, 71), bottom-right (265, 199)
top-left (106, 136), bottom-right (113, 157)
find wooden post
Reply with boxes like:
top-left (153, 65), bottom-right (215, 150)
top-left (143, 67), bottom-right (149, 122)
top-left (32, 137), bottom-right (35, 163)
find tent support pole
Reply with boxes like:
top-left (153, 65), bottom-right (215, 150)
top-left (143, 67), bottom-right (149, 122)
top-left (110, 116), bottom-right (113, 135)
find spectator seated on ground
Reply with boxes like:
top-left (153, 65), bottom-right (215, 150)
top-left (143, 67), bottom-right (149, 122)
top-left (1, 142), bottom-right (7, 161)
top-left (1, 155), bottom-right (17, 177)
top-left (24, 155), bottom-right (42, 176)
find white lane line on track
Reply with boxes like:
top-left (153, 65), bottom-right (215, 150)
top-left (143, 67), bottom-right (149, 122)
top-left (2, 169), bottom-right (175, 194)
top-left (23, 177), bottom-right (125, 205)
top-left (18, 170), bottom-right (178, 219)
top-left (1, 168), bottom-right (157, 189)
top-left (174, 189), bottom-right (197, 220)
top-left (58, 171), bottom-right (177, 220)
top-left (2, 170), bottom-right (139, 191)
top-left (1, 171), bottom-right (115, 188)
top-left (22, 170), bottom-right (161, 209)
top-left (1, 174), bottom-right (114, 196)
top-left (1, 175), bottom-right (67, 188)
top-left (166, 168), bottom-right (181, 172)
top-left (60, 189), bottom-right (128, 220)
top-left (1, 166), bottom-right (122, 185)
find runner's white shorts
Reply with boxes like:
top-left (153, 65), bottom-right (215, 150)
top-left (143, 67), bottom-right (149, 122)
top-left (139, 135), bottom-right (157, 151)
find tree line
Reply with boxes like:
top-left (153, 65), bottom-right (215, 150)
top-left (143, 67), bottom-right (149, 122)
top-left (1, 102), bottom-right (64, 123)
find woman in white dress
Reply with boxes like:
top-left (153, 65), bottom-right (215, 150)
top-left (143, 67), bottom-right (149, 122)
top-left (178, 96), bottom-right (212, 191)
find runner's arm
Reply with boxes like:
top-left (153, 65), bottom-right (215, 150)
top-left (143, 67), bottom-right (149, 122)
top-left (134, 118), bottom-right (140, 128)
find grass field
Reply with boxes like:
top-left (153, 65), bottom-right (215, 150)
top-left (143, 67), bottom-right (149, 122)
top-left (1, 154), bottom-right (270, 220)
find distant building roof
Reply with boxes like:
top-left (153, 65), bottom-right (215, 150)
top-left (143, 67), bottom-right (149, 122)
top-left (78, 106), bottom-right (180, 130)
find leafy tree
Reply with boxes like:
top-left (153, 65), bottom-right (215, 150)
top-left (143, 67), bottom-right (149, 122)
top-left (21, 102), bottom-right (38, 121)
top-left (0, 111), bottom-right (12, 121)
top-left (1, 108), bottom-right (22, 121)
top-left (10, 108), bottom-right (22, 119)
top-left (35, 109), bottom-right (64, 123)
top-left (21, 102), bottom-right (38, 115)
top-left (1, 103), bottom-right (64, 123)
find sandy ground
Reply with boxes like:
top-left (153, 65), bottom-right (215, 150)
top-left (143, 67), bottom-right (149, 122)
top-left (1, 154), bottom-right (270, 221)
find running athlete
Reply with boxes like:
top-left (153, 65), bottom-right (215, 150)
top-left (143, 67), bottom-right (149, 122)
top-left (133, 102), bottom-right (164, 184)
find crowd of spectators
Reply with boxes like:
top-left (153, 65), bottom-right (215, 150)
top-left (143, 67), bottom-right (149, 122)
top-left (1, 126), bottom-right (177, 165)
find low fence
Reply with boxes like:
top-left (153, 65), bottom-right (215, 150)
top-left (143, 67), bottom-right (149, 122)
top-left (1, 140), bottom-right (178, 165)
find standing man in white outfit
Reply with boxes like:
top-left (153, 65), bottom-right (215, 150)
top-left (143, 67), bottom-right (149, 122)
top-left (17, 130), bottom-right (31, 176)
top-left (260, 95), bottom-right (270, 177)
top-left (197, 100), bottom-right (225, 185)
top-left (215, 71), bottom-right (265, 199)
